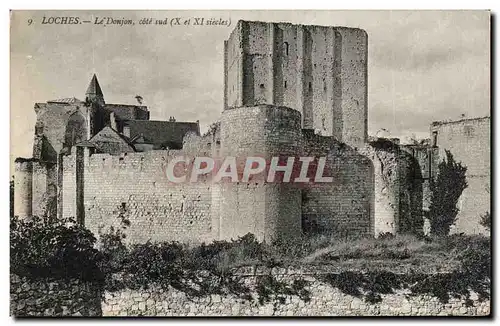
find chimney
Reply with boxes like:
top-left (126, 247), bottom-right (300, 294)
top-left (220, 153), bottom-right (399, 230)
top-left (123, 125), bottom-right (130, 138)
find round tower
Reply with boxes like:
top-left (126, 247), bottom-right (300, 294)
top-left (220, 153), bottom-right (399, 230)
top-left (14, 158), bottom-right (33, 219)
top-left (215, 105), bottom-right (303, 243)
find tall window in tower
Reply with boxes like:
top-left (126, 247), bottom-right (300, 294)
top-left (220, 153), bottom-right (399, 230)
top-left (283, 42), bottom-right (289, 56)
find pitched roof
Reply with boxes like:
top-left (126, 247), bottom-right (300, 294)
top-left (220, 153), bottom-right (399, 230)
top-left (89, 126), bottom-right (136, 154)
top-left (85, 74), bottom-right (104, 98)
top-left (47, 97), bottom-right (83, 104)
top-left (125, 120), bottom-right (200, 149)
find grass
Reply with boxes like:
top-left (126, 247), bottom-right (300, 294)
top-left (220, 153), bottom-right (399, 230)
top-left (96, 226), bottom-right (489, 281)
top-left (201, 233), bottom-right (487, 274)
top-left (301, 234), bottom-right (462, 273)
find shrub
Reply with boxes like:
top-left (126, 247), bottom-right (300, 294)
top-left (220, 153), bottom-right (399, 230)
top-left (193, 234), bottom-right (266, 272)
top-left (96, 232), bottom-right (265, 297)
top-left (479, 212), bottom-right (491, 231)
top-left (123, 241), bottom-right (186, 289)
top-left (10, 215), bottom-right (103, 281)
top-left (428, 150), bottom-right (468, 236)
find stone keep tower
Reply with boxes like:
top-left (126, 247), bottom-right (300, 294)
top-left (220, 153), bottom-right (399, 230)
top-left (223, 20), bottom-right (368, 148)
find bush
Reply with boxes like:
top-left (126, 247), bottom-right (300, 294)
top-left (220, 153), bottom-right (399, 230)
top-left (123, 241), bottom-right (186, 289)
top-left (428, 150), bottom-right (468, 236)
top-left (10, 215), bottom-right (103, 281)
top-left (187, 233), bottom-right (266, 273)
top-left (480, 212), bottom-right (491, 231)
top-left (96, 231), bottom-right (266, 297)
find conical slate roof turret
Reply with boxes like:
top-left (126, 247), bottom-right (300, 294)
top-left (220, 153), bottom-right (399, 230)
top-left (85, 74), bottom-right (105, 106)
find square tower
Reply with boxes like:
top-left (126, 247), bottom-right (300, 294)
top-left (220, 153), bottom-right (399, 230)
top-left (223, 20), bottom-right (368, 147)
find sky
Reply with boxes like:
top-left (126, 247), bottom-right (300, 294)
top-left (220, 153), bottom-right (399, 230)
top-left (10, 10), bottom-right (490, 164)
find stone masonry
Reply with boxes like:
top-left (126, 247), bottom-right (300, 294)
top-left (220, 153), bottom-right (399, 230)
top-left (13, 20), bottom-right (491, 244)
top-left (10, 272), bottom-right (490, 317)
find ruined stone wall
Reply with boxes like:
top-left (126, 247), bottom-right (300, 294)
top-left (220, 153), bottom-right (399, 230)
top-left (358, 143), bottom-right (400, 236)
top-left (11, 271), bottom-right (489, 317)
top-left (101, 270), bottom-right (489, 317)
top-left (34, 103), bottom-right (88, 156)
top-left (399, 145), bottom-right (440, 234)
top-left (301, 132), bottom-right (374, 236)
top-left (217, 105), bottom-right (302, 242)
top-left (431, 117), bottom-right (490, 234)
top-left (224, 20), bottom-right (367, 147)
top-left (10, 274), bottom-right (101, 317)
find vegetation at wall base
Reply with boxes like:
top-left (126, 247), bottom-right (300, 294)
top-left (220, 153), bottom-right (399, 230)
top-left (10, 215), bottom-right (490, 305)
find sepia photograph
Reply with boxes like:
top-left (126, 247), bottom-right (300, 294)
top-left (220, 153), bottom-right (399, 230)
top-left (9, 9), bottom-right (491, 317)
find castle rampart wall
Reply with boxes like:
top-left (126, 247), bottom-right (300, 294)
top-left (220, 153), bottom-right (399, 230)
top-left (61, 150), bottom-right (214, 244)
top-left (301, 132), bottom-right (374, 236)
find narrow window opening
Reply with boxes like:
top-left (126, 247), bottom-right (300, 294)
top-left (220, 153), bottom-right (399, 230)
top-left (284, 42), bottom-right (289, 56)
top-left (432, 131), bottom-right (438, 147)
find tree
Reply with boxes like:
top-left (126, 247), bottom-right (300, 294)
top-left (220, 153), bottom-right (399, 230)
top-left (428, 150), bottom-right (468, 236)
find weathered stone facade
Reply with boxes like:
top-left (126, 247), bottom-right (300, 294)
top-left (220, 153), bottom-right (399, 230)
top-left (10, 274), bottom-right (102, 317)
top-left (224, 21), bottom-right (368, 148)
top-left (10, 272), bottom-right (490, 317)
top-left (57, 104), bottom-right (377, 244)
top-left (13, 20), bottom-right (490, 243)
top-left (101, 280), bottom-right (489, 317)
